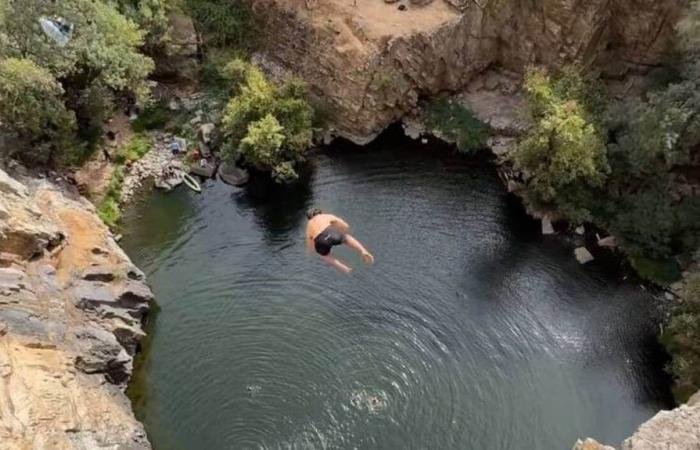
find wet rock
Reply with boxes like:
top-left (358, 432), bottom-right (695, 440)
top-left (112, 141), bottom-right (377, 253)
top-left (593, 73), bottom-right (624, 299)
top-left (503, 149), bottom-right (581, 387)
top-left (199, 123), bottom-right (216, 144)
top-left (597, 236), bottom-right (617, 248)
top-left (574, 247), bottom-right (594, 264)
top-left (507, 180), bottom-right (524, 193)
top-left (541, 217), bottom-right (554, 235)
top-left (219, 162), bottom-right (250, 187)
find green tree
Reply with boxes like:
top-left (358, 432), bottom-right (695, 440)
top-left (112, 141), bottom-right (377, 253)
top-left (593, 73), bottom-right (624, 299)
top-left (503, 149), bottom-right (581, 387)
top-left (221, 59), bottom-right (314, 182)
top-left (0, 58), bottom-right (76, 157)
top-left (0, 0), bottom-right (155, 163)
top-left (183, 0), bottom-right (255, 48)
top-left (514, 67), bottom-right (609, 222)
top-left (113, 0), bottom-right (170, 51)
top-left (239, 114), bottom-right (295, 182)
top-left (1, 0), bottom-right (153, 98)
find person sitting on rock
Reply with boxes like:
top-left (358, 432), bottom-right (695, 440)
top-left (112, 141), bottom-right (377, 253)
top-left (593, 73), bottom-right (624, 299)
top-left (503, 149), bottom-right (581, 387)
top-left (305, 208), bottom-right (374, 274)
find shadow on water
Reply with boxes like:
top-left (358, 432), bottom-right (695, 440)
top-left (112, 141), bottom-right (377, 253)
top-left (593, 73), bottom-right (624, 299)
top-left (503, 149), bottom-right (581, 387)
top-left (230, 165), bottom-right (314, 245)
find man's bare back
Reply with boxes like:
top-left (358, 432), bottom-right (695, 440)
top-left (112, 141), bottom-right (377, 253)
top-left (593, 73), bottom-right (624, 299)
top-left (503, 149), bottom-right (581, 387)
top-left (305, 208), bottom-right (374, 273)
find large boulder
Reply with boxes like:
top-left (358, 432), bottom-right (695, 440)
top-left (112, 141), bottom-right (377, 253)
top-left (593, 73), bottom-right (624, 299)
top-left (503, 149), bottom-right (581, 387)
top-left (152, 12), bottom-right (200, 82)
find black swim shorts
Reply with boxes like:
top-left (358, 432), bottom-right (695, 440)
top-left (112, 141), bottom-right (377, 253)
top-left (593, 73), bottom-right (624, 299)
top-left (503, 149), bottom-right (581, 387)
top-left (314, 226), bottom-right (346, 256)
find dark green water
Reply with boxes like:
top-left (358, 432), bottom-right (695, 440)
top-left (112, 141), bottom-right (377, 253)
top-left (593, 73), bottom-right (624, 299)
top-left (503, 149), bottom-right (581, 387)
top-left (123, 132), bottom-right (672, 449)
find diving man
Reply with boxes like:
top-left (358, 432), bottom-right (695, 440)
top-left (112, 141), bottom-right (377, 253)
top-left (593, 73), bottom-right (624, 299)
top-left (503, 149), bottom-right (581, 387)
top-left (305, 208), bottom-right (374, 274)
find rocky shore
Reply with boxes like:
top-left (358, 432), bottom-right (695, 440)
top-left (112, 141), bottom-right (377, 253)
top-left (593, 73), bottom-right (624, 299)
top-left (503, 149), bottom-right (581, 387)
top-left (0, 166), bottom-right (152, 448)
top-left (119, 133), bottom-right (176, 205)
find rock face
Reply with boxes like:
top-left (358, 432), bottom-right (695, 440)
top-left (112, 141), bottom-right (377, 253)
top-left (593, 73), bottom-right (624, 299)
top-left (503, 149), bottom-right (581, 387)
top-left (252, 0), bottom-right (683, 143)
top-left (575, 392), bottom-right (700, 450)
top-left (0, 168), bottom-right (151, 449)
top-left (152, 12), bottom-right (200, 82)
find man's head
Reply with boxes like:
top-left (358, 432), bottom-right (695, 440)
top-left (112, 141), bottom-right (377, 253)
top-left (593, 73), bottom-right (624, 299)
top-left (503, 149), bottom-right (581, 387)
top-left (306, 208), bottom-right (322, 220)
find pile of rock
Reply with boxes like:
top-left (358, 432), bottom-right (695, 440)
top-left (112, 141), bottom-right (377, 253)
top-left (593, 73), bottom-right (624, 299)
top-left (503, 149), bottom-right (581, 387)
top-left (120, 133), bottom-right (179, 204)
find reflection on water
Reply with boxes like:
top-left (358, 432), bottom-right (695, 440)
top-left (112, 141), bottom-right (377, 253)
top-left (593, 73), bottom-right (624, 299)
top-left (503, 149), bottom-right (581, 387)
top-left (123, 130), bottom-right (671, 449)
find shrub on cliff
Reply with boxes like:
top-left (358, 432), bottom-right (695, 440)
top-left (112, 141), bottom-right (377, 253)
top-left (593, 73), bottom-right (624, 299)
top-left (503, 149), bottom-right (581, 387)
top-left (221, 60), bottom-right (313, 183)
top-left (0, 0), bottom-right (155, 164)
top-left (514, 67), bottom-right (609, 223)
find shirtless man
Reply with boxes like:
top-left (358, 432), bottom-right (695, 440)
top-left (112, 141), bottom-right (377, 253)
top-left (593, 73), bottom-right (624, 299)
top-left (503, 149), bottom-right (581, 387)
top-left (306, 208), bottom-right (374, 274)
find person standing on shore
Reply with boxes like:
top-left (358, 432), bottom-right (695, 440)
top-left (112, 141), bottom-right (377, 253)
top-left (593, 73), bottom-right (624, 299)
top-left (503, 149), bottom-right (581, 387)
top-left (305, 208), bottom-right (374, 274)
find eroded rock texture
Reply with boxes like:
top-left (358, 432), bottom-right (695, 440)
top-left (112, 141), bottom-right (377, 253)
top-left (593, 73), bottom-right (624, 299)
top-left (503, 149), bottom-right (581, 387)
top-left (0, 168), bottom-right (151, 449)
top-left (252, 0), bottom-right (683, 142)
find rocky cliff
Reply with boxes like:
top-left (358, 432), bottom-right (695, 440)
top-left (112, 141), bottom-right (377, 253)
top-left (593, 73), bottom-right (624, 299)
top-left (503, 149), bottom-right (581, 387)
top-left (0, 166), bottom-right (151, 449)
top-left (574, 392), bottom-right (700, 450)
top-left (251, 0), bottom-right (683, 143)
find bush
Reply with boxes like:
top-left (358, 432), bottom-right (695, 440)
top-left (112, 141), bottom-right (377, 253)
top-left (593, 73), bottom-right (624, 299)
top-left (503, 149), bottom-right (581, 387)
top-left (514, 67), bottom-right (609, 222)
top-left (115, 134), bottom-right (151, 164)
top-left (629, 255), bottom-right (682, 285)
top-left (98, 196), bottom-right (121, 228)
top-left (132, 104), bottom-right (170, 132)
top-left (221, 60), bottom-right (314, 182)
top-left (239, 114), bottom-right (294, 182)
top-left (426, 98), bottom-right (490, 153)
top-left (97, 166), bottom-right (126, 227)
top-left (662, 272), bottom-right (700, 402)
top-left (0, 58), bottom-right (76, 149)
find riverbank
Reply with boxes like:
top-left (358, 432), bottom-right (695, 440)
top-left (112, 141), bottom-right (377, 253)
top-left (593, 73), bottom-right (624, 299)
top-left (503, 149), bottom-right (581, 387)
top-left (0, 165), bottom-right (152, 448)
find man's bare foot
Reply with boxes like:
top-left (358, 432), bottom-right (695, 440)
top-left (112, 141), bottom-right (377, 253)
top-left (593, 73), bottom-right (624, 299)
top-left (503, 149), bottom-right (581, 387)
top-left (362, 252), bottom-right (374, 264)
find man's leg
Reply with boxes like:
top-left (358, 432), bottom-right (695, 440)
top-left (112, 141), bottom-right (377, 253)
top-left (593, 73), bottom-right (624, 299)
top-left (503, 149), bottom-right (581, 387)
top-left (343, 234), bottom-right (374, 264)
top-left (321, 254), bottom-right (353, 274)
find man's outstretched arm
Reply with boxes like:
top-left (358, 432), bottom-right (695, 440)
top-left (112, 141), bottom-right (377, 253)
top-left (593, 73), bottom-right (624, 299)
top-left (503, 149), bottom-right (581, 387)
top-left (321, 254), bottom-right (353, 274)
